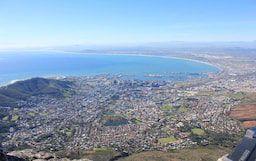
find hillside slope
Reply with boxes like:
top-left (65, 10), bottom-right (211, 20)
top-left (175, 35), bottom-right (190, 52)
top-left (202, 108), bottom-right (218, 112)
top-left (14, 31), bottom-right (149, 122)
top-left (0, 77), bottom-right (73, 107)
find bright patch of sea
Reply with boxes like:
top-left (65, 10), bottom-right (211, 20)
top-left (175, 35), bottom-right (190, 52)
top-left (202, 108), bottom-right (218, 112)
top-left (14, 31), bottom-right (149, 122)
top-left (0, 51), bottom-right (220, 86)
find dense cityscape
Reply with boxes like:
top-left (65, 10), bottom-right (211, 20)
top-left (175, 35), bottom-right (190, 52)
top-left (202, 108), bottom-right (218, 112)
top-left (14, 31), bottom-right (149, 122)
top-left (2, 64), bottom-right (255, 153)
top-left (1, 0), bottom-right (256, 160)
top-left (0, 48), bottom-right (256, 161)
top-left (0, 48), bottom-right (255, 161)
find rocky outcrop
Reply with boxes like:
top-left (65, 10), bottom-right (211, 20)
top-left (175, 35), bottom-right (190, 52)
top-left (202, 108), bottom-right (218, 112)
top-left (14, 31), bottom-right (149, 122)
top-left (7, 149), bottom-right (54, 160)
top-left (1, 148), bottom-right (93, 161)
top-left (0, 147), bottom-right (27, 161)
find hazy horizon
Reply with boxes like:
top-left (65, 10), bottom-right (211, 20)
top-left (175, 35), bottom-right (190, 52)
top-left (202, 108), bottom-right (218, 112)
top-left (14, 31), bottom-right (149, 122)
top-left (0, 0), bottom-right (256, 49)
top-left (1, 40), bottom-right (256, 52)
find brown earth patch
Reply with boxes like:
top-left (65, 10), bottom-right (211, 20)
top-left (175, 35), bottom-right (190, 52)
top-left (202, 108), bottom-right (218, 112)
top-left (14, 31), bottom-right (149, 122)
top-left (230, 103), bottom-right (256, 128)
top-left (241, 121), bottom-right (256, 129)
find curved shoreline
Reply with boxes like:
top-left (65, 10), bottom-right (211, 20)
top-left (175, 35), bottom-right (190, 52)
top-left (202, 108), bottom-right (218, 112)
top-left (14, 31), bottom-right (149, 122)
top-left (46, 50), bottom-right (222, 71)
top-left (0, 50), bottom-right (221, 87)
top-left (1, 49), bottom-right (222, 70)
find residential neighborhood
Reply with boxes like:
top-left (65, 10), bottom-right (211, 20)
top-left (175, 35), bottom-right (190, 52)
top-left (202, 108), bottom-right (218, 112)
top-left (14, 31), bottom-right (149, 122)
top-left (2, 71), bottom-right (252, 153)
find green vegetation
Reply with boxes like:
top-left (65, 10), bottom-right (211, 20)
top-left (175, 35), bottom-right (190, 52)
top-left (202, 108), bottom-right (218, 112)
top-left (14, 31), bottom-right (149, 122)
top-left (66, 131), bottom-right (72, 135)
top-left (178, 108), bottom-right (188, 112)
top-left (56, 149), bottom-right (120, 161)
top-left (0, 111), bottom-right (9, 119)
top-left (2, 116), bottom-right (8, 121)
top-left (179, 123), bottom-right (242, 148)
top-left (34, 133), bottom-right (53, 142)
top-left (229, 92), bottom-right (245, 100)
top-left (13, 108), bottom-right (19, 111)
top-left (40, 112), bottom-right (48, 116)
top-left (63, 90), bottom-right (73, 100)
top-left (108, 104), bottom-right (116, 107)
top-left (28, 112), bottom-right (35, 116)
top-left (164, 114), bottom-right (175, 118)
top-left (240, 92), bottom-right (256, 104)
top-left (130, 118), bottom-right (141, 124)
top-left (190, 130), bottom-right (243, 148)
top-left (11, 115), bottom-right (19, 121)
top-left (158, 136), bottom-right (177, 144)
top-left (163, 126), bottom-right (169, 130)
top-left (4, 143), bottom-right (32, 152)
top-left (117, 145), bottom-right (231, 161)
top-left (123, 114), bottom-right (129, 117)
top-left (160, 106), bottom-right (173, 111)
top-left (103, 114), bottom-right (127, 125)
top-left (228, 92), bottom-right (256, 104)
top-left (161, 105), bottom-right (181, 111)
top-left (183, 132), bottom-right (191, 136)
top-left (135, 120), bottom-right (141, 123)
top-left (0, 77), bottom-right (73, 107)
top-left (191, 128), bottom-right (205, 135)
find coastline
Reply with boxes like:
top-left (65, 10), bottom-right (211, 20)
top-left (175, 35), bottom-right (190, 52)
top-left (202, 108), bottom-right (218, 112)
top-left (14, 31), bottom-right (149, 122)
top-left (0, 50), bottom-right (222, 87)
top-left (0, 49), bottom-right (222, 70)
top-left (45, 49), bottom-right (222, 71)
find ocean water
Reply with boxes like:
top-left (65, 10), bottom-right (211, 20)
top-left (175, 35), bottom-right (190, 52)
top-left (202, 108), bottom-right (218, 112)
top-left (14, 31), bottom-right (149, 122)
top-left (0, 51), bottom-right (220, 85)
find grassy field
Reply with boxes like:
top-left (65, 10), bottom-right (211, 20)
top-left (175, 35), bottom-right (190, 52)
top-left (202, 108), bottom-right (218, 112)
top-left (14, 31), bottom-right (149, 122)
top-left (161, 106), bottom-right (173, 111)
top-left (178, 108), bottom-right (188, 112)
top-left (11, 115), bottom-right (19, 121)
top-left (40, 113), bottom-right (49, 116)
top-left (163, 127), bottom-right (169, 130)
top-left (2, 116), bottom-right (8, 121)
top-left (165, 114), bottom-right (175, 118)
top-left (117, 145), bottom-right (231, 161)
top-left (158, 136), bottom-right (177, 144)
top-left (66, 131), bottom-right (72, 135)
top-left (135, 120), bottom-right (141, 123)
top-left (108, 104), bottom-right (117, 107)
top-left (28, 112), bottom-right (35, 116)
top-left (63, 90), bottom-right (72, 98)
top-left (191, 128), bottom-right (205, 135)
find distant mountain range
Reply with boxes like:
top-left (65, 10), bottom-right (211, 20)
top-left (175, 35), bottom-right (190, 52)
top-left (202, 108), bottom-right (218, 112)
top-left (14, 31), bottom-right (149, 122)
top-left (1, 41), bottom-right (255, 52)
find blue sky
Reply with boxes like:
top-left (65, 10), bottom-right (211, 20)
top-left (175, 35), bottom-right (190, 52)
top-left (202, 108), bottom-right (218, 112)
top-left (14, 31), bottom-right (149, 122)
top-left (0, 0), bottom-right (256, 48)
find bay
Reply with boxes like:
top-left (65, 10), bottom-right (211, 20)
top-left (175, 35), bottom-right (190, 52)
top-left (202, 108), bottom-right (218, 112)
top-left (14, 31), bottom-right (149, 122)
top-left (0, 51), bottom-right (220, 85)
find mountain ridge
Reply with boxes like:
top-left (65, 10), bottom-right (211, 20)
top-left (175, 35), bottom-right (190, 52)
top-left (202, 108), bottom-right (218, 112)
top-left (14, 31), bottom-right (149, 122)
top-left (0, 77), bottom-right (73, 108)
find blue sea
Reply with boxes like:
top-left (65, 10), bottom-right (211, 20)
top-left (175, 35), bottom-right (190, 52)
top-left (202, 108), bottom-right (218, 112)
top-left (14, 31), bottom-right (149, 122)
top-left (0, 51), bottom-right (220, 85)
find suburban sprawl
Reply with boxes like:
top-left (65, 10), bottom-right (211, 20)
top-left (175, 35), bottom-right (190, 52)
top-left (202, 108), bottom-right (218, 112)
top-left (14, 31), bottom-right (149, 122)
top-left (1, 48), bottom-right (256, 160)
